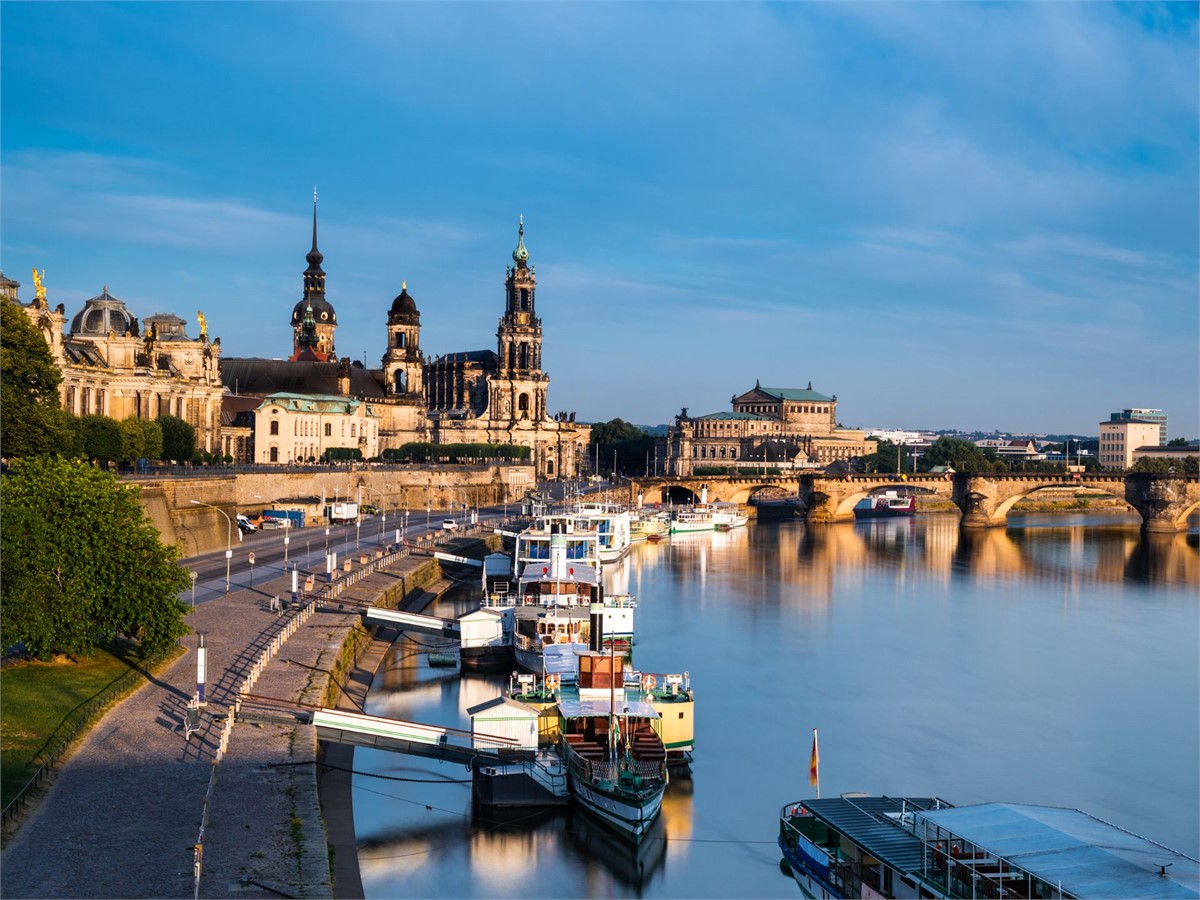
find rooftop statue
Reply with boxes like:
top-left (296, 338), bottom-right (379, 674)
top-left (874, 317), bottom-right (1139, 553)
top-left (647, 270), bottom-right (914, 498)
top-left (32, 268), bottom-right (46, 301)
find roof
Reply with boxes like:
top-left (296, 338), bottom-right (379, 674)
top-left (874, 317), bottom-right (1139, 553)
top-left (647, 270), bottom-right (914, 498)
top-left (518, 561), bottom-right (599, 584)
top-left (430, 349), bottom-right (498, 366)
top-left (918, 803), bottom-right (1200, 899)
top-left (558, 699), bottom-right (659, 719)
top-left (466, 696), bottom-right (542, 718)
top-left (258, 392), bottom-right (379, 417)
top-left (801, 796), bottom-right (949, 876)
top-left (761, 385), bottom-right (834, 402)
top-left (221, 358), bottom-right (388, 399)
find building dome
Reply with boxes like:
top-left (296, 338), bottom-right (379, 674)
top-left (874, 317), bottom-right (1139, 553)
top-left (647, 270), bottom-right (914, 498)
top-left (389, 283), bottom-right (419, 317)
top-left (69, 288), bottom-right (135, 336)
top-left (291, 295), bottom-right (337, 326)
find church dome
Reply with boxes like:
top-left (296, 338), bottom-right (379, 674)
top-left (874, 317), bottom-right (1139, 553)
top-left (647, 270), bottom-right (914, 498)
top-left (389, 283), bottom-right (419, 317)
top-left (69, 288), bottom-right (135, 336)
top-left (291, 296), bottom-right (337, 326)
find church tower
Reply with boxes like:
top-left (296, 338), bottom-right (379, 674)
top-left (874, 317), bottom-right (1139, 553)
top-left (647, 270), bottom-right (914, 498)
top-left (494, 217), bottom-right (546, 421)
top-left (290, 193), bottom-right (337, 360)
top-left (382, 282), bottom-right (423, 396)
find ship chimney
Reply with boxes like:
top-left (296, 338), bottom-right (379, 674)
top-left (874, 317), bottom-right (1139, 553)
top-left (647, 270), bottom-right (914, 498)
top-left (700, 483), bottom-right (708, 505)
top-left (590, 602), bottom-right (604, 653)
top-left (549, 523), bottom-right (567, 578)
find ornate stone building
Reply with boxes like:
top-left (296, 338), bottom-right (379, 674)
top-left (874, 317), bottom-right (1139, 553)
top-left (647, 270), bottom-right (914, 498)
top-left (666, 382), bottom-right (876, 475)
top-left (221, 206), bottom-right (589, 478)
top-left (6, 269), bottom-right (224, 454)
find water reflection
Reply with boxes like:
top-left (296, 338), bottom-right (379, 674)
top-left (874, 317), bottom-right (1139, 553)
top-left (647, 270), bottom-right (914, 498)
top-left (355, 516), bottom-right (1198, 899)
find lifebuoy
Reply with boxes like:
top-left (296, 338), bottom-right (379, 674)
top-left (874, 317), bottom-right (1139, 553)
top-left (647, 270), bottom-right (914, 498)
top-left (641, 674), bottom-right (657, 692)
top-left (545, 674), bottom-right (561, 691)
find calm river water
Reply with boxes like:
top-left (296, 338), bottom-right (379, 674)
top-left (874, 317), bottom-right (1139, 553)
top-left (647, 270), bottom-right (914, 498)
top-left (350, 513), bottom-right (1198, 898)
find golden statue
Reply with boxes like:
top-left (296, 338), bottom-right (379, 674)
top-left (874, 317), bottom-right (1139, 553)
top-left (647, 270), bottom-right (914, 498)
top-left (197, 309), bottom-right (208, 338)
top-left (32, 268), bottom-right (46, 301)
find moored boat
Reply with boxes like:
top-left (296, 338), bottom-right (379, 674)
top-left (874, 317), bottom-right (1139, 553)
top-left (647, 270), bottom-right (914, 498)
top-left (559, 650), bottom-right (668, 843)
top-left (853, 491), bottom-right (915, 520)
top-left (710, 502), bottom-right (749, 529)
top-left (669, 506), bottom-right (715, 533)
top-left (778, 794), bottom-right (1200, 899)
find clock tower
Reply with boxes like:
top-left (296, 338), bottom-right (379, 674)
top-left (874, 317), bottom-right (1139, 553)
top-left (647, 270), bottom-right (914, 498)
top-left (494, 217), bottom-right (546, 422)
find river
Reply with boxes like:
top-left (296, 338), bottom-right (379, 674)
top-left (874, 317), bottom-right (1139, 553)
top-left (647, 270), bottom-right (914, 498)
top-left (348, 513), bottom-right (1198, 898)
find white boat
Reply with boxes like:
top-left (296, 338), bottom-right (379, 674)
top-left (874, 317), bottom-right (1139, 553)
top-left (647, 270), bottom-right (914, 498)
top-left (573, 502), bottom-right (633, 563)
top-left (668, 506), bottom-right (715, 533)
top-left (629, 510), bottom-right (669, 543)
top-left (510, 524), bottom-right (635, 683)
top-left (710, 502), bottom-right (748, 529)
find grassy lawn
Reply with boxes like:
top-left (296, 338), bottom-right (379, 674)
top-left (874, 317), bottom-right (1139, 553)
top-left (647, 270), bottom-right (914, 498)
top-left (0, 641), bottom-right (178, 809)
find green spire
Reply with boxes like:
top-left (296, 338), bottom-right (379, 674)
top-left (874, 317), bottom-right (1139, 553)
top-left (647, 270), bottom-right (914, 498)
top-left (512, 215), bottom-right (529, 266)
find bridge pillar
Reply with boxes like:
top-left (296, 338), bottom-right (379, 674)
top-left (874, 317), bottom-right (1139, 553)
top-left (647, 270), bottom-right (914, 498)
top-left (953, 476), bottom-right (1007, 529)
top-left (1125, 473), bottom-right (1199, 534)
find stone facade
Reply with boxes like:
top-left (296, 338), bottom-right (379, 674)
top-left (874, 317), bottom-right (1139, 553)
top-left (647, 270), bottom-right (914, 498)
top-left (253, 393), bottom-right (381, 465)
top-left (666, 382), bottom-right (876, 476)
top-left (8, 270), bottom-right (224, 453)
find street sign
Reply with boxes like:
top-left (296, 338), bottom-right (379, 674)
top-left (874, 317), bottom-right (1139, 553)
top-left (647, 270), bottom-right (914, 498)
top-left (248, 552), bottom-right (256, 565)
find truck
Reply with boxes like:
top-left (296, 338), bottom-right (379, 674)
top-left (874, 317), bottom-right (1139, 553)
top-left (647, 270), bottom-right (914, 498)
top-left (263, 508), bottom-right (305, 529)
top-left (326, 502), bottom-right (359, 524)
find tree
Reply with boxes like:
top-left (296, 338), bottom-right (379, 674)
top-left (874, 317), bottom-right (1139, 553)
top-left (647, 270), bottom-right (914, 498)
top-left (120, 417), bottom-right (163, 463)
top-left (0, 456), bottom-right (190, 660)
top-left (80, 415), bottom-right (125, 463)
top-left (1167, 437), bottom-right (1191, 447)
top-left (918, 437), bottom-right (1005, 473)
top-left (158, 415), bottom-right (196, 462)
top-left (1132, 455), bottom-right (1199, 474)
top-left (860, 439), bottom-right (914, 475)
top-left (0, 295), bottom-right (73, 457)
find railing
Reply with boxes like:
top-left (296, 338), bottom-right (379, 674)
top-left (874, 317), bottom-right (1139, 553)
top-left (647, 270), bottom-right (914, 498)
top-left (2, 648), bottom-right (172, 832)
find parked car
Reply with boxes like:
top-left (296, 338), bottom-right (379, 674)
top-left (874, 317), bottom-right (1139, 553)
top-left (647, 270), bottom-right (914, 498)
top-left (441, 519), bottom-right (459, 532)
top-left (236, 514), bottom-right (257, 534)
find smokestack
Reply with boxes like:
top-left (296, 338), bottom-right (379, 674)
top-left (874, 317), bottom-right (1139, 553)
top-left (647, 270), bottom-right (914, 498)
top-left (590, 602), bottom-right (603, 653)
top-left (549, 524), bottom-right (567, 578)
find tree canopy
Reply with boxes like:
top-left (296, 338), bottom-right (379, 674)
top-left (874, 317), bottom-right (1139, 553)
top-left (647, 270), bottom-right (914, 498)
top-left (589, 419), bottom-right (656, 476)
top-left (918, 437), bottom-right (1005, 473)
top-left (0, 296), bottom-right (73, 458)
top-left (158, 414), bottom-right (196, 462)
top-left (0, 456), bottom-right (190, 660)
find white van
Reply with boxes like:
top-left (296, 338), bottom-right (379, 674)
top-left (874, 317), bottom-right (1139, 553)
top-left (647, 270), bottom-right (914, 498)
top-left (441, 519), bottom-right (459, 532)
top-left (236, 514), bottom-right (257, 534)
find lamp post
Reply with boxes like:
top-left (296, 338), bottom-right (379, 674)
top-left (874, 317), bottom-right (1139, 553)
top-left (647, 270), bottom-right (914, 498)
top-left (190, 500), bottom-right (233, 594)
top-left (189, 570), bottom-right (198, 608)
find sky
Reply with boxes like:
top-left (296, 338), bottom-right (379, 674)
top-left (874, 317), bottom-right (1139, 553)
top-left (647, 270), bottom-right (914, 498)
top-left (2, 2), bottom-right (1197, 439)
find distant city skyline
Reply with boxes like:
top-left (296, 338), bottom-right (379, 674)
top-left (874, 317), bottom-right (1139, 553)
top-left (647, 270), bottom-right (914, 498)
top-left (3, 3), bottom-right (1196, 438)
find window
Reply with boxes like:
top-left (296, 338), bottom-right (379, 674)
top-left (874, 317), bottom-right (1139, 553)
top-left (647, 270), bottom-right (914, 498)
top-left (270, 420), bottom-right (279, 436)
top-left (269, 447), bottom-right (279, 462)
top-left (325, 423), bottom-right (332, 437)
top-left (350, 424), bottom-right (357, 439)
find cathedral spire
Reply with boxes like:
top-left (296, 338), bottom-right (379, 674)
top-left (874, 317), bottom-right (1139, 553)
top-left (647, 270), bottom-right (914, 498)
top-left (512, 214), bottom-right (529, 268)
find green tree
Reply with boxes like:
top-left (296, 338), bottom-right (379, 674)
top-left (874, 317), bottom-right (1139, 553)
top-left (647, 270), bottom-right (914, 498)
top-left (860, 439), bottom-right (914, 475)
top-left (589, 419), bottom-right (656, 476)
top-left (1132, 455), bottom-right (1199, 474)
top-left (918, 437), bottom-right (1005, 473)
top-left (1167, 437), bottom-right (1191, 447)
top-left (0, 456), bottom-right (190, 660)
top-left (158, 414), bottom-right (196, 462)
top-left (120, 417), bottom-right (163, 463)
top-left (80, 415), bottom-right (125, 463)
top-left (0, 295), bottom-right (74, 457)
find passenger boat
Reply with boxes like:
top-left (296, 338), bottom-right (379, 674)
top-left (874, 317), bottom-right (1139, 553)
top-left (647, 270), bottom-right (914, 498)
top-left (558, 650), bottom-right (668, 843)
top-left (573, 502), bottom-right (633, 563)
top-left (852, 491), bottom-right (916, 520)
top-left (710, 502), bottom-right (749, 529)
top-left (778, 794), bottom-right (1200, 899)
top-left (668, 506), bottom-right (715, 533)
top-left (630, 511), bottom-right (669, 543)
top-left (510, 525), bottom-right (635, 683)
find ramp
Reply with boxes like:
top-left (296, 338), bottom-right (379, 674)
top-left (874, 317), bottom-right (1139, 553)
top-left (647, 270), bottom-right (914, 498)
top-left (363, 608), bottom-right (460, 636)
top-left (434, 552), bottom-right (483, 567)
top-left (312, 708), bottom-right (515, 765)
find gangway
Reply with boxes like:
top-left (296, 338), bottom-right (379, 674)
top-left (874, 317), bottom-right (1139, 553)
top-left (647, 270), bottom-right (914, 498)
top-left (434, 551), bottom-right (483, 568)
top-left (363, 607), bottom-right (460, 636)
top-left (311, 707), bottom-right (516, 765)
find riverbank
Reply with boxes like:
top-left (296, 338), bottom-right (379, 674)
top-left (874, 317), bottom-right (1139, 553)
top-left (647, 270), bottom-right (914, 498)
top-left (0, 537), bottom-right (484, 899)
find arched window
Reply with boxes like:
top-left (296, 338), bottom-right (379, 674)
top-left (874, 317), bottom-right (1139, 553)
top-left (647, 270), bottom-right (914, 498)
top-left (396, 332), bottom-right (406, 348)
top-left (518, 394), bottom-right (530, 415)
top-left (269, 447), bottom-right (279, 462)
top-left (520, 288), bottom-right (530, 310)
top-left (519, 343), bottom-right (529, 369)
top-left (395, 370), bottom-right (407, 392)
top-left (270, 420), bottom-right (280, 436)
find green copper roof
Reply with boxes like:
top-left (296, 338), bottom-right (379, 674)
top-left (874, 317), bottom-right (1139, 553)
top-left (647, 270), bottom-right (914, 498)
top-left (760, 385), bottom-right (834, 403)
top-left (259, 392), bottom-right (379, 417)
top-left (699, 411), bottom-right (773, 421)
top-left (512, 216), bottom-right (529, 264)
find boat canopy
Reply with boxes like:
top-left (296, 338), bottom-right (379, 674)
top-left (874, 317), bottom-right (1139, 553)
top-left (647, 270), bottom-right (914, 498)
top-left (558, 699), bottom-right (660, 719)
top-left (917, 803), bottom-right (1200, 899)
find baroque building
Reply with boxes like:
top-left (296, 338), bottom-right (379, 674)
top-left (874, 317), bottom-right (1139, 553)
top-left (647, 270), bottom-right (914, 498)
top-left (666, 382), bottom-right (876, 475)
top-left (221, 204), bottom-right (589, 477)
top-left (5, 269), bottom-right (224, 454)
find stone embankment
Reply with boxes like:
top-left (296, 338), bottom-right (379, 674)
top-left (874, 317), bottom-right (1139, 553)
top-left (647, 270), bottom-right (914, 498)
top-left (0, 538), bottom-right (480, 899)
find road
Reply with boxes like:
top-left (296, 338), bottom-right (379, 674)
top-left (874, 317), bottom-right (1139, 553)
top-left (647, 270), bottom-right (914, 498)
top-left (177, 504), bottom-right (517, 606)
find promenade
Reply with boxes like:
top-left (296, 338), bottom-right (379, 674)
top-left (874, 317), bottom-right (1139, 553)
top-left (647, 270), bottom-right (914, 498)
top-left (0, 547), bottom-right (450, 899)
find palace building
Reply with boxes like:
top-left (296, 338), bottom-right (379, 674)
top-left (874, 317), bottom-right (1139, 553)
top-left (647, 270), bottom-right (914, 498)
top-left (5, 270), bottom-right (224, 454)
top-left (666, 382), bottom-right (876, 475)
top-left (221, 203), bottom-right (589, 477)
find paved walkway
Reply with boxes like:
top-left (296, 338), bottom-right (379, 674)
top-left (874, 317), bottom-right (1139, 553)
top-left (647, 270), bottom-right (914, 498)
top-left (0, 551), bottom-right (447, 899)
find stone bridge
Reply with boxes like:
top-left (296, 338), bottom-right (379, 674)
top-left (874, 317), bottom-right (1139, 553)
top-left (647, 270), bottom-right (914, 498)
top-left (626, 472), bottom-right (1200, 533)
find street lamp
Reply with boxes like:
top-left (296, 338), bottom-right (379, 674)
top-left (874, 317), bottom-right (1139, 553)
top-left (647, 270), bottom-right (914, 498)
top-left (190, 500), bottom-right (233, 594)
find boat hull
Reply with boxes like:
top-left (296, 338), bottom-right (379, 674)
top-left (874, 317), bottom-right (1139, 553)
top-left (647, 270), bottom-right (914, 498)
top-left (853, 506), bottom-right (914, 520)
top-left (570, 774), bottom-right (665, 843)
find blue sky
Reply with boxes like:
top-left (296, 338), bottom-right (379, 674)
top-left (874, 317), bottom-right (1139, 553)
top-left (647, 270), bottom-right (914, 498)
top-left (3, 2), bottom-right (1197, 438)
